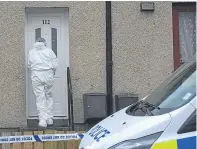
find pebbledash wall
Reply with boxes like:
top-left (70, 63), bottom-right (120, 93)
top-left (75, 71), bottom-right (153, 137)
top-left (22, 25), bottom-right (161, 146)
top-left (0, 1), bottom-right (173, 127)
top-left (112, 2), bottom-right (173, 100)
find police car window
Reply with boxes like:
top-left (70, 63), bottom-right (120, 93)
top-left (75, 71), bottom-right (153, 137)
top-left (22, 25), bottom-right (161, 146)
top-left (126, 58), bottom-right (196, 116)
top-left (178, 112), bottom-right (196, 134)
top-left (145, 62), bottom-right (196, 113)
top-left (158, 70), bottom-right (196, 109)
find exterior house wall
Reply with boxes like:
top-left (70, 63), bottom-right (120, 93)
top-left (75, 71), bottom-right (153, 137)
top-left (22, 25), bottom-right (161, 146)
top-left (0, 1), bottom-right (105, 127)
top-left (0, 1), bottom-right (173, 127)
top-left (112, 2), bottom-right (174, 102)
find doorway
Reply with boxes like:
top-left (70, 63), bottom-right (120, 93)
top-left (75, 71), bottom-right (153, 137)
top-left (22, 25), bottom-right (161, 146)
top-left (25, 8), bottom-right (69, 122)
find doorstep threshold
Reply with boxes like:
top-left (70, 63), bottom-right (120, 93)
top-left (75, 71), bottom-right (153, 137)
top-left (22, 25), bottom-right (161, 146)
top-left (27, 116), bottom-right (68, 119)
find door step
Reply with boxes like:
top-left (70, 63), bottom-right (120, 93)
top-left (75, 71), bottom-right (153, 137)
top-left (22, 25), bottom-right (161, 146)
top-left (27, 119), bottom-right (69, 128)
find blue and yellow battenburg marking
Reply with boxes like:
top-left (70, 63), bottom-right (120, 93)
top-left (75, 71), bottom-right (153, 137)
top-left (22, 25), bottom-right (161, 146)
top-left (152, 136), bottom-right (196, 149)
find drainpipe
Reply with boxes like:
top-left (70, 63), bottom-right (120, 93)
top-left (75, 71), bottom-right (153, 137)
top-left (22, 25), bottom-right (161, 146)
top-left (106, 1), bottom-right (113, 116)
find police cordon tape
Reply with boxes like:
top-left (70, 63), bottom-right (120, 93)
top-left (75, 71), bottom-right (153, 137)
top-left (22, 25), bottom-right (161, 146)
top-left (0, 133), bottom-right (85, 144)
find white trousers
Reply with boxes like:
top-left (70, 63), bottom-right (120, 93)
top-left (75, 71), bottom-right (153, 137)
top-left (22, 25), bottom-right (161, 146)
top-left (31, 70), bottom-right (54, 121)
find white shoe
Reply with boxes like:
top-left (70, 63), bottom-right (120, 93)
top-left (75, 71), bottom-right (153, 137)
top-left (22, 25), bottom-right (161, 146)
top-left (47, 118), bottom-right (53, 125)
top-left (38, 120), bottom-right (47, 127)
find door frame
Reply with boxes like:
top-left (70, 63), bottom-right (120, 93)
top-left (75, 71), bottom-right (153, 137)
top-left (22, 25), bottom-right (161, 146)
top-left (172, 3), bottom-right (196, 70)
top-left (25, 8), bottom-right (69, 119)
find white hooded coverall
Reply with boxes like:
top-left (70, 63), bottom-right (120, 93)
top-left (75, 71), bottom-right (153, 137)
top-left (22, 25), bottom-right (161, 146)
top-left (28, 42), bottom-right (58, 122)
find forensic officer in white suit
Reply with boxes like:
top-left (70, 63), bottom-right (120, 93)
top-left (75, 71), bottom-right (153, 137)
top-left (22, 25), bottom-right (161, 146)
top-left (28, 38), bottom-right (58, 127)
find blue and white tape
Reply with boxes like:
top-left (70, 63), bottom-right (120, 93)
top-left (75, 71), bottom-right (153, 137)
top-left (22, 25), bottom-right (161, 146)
top-left (0, 133), bottom-right (85, 144)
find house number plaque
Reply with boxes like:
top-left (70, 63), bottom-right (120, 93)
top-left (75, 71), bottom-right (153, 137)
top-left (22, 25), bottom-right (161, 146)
top-left (42, 20), bottom-right (50, 24)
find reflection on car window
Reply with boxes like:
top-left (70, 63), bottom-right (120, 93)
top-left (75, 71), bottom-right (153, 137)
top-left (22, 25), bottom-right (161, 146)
top-left (143, 58), bottom-right (196, 115)
top-left (126, 58), bottom-right (196, 116)
top-left (159, 71), bottom-right (196, 108)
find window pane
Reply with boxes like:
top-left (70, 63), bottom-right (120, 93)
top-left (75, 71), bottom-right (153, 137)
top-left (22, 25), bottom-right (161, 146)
top-left (51, 28), bottom-right (57, 56)
top-left (179, 12), bottom-right (196, 63)
top-left (35, 28), bottom-right (41, 42)
top-left (140, 62), bottom-right (196, 116)
top-left (158, 70), bottom-right (196, 109)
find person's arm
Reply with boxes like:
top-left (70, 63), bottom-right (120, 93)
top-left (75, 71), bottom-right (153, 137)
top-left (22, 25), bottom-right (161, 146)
top-left (49, 49), bottom-right (59, 72)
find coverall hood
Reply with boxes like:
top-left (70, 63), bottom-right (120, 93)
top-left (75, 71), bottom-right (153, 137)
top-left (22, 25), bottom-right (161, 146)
top-left (33, 42), bottom-right (46, 50)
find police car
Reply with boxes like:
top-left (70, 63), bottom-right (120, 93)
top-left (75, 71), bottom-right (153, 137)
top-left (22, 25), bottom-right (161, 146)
top-left (79, 56), bottom-right (196, 149)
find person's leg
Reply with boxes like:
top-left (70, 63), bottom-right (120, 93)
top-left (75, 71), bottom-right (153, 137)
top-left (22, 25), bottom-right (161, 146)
top-left (32, 77), bottom-right (47, 127)
top-left (44, 79), bottom-right (54, 125)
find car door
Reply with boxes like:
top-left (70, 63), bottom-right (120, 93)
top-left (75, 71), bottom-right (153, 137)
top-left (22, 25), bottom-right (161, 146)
top-left (151, 103), bottom-right (196, 149)
top-left (176, 111), bottom-right (196, 149)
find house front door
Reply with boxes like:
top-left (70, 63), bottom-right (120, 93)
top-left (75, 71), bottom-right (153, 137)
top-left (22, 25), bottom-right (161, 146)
top-left (25, 8), bottom-right (69, 119)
